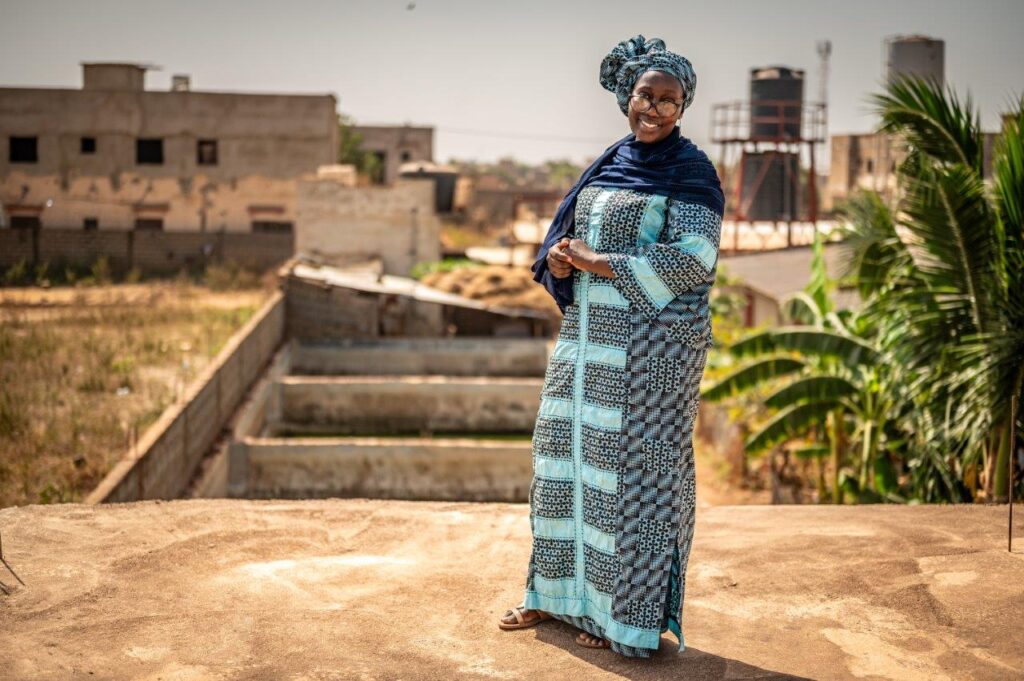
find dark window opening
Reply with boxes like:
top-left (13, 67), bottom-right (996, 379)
top-left (134, 218), bottom-right (164, 231)
top-left (10, 215), bottom-right (41, 229)
top-left (252, 220), bottom-right (293, 234)
top-left (80, 137), bottom-right (96, 154)
top-left (197, 139), bottom-right (218, 166)
top-left (865, 159), bottom-right (874, 173)
top-left (83, 217), bottom-right (99, 230)
top-left (400, 150), bottom-right (412, 162)
top-left (9, 136), bottom-right (38, 163)
top-left (136, 138), bottom-right (164, 165)
top-left (371, 150), bottom-right (387, 184)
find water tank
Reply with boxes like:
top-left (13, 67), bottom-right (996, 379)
top-left (739, 151), bottom-right (800, 221)
top-left (750, 66), bottom-right (804, 141)
top-left (886, 35), bottom-right (944, 87)
top-left (399, 162), bottom-right (458, 213)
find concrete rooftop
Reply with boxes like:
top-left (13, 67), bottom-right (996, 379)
top-left (1, 499), bottom-right (1022, 680)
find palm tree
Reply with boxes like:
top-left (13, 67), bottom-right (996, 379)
top-left (840, 74), bottom-right (1024, 503)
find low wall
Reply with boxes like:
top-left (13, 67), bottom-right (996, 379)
top-left (277, 375), bottom-right (542, 434)
top-left (0, 227), bottom-right (294, 274)
top-left (230, 437), bottom-right (533, 501)
top-left (290, 338), bottom-right (552, 377)
top-left (85, 290), bottom-right (287, 503)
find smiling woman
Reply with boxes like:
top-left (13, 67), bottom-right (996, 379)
top-left (497, 35), bottom-right (725, 658)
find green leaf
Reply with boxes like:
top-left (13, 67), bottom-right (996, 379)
top-left (700, 357), bottom-right (805, 401)
top-left (745, 400), bottom-right (839, 453)
top-left (765, 376), bottom-right (857, 410)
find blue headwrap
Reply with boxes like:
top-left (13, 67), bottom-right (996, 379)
top-left (530, 36), bottom-right (722, 313)
top-left (600, 35), bottom-right (697, 116)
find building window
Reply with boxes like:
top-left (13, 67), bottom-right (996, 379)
top-left (134, 218), bottom-right (164, 231)
top-left (371, 150), bottom-right (387, 184)
top-left (252, 221), bottom-right (293, 234)
top-left (197, 139), bottom-right (218, 166)
top-left (83, 217), bottom-right (99, 230)
top-left (400, 150), bottom-right (412, 162)
top-left (9, 136), bottom-right (38, 163)
top-left (80, 137), bottom-right (96, 154)
top-left (10, 215), bottom-right (41, 229)
top-left (136, 138), bottom-right (164, 165)
top-left (865, 159), bottom-right (874, 173)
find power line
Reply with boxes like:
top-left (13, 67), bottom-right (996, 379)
top-left (437, 126), bottom-right (612, 145)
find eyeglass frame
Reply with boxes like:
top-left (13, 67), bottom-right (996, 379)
top-left (628, 93), bottom-right (683, 118)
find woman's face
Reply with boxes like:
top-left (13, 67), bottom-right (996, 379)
top-left (627, 70), bottom-right (685, 144)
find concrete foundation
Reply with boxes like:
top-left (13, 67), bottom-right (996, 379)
top-left (230, 436), bottom-right (532, 501)
top-left (290, 337), bottom-right (551, 376)
top-left (277, 375), bottom-right (542, 434)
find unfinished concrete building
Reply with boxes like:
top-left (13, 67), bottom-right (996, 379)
top-left (0, 62), bottom-right (338, 233)
top-left (349, 124), bottom-right (433, 185)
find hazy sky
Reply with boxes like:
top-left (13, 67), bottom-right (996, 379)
top-left (2, 0), bottom-right (1021, 165)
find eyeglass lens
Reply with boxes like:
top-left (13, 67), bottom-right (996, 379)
top-left (631, 95), bottom-right (679, 117)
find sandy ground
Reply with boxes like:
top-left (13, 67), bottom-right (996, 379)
top-left (1, 499), bottom-right (1021, 681)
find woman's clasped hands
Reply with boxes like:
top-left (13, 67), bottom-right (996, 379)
top-left (546, 238), bottom-right (602, 278)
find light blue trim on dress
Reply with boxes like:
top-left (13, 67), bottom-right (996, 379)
top-left (523, 584), bottom-right (662, 649)
top-left (583, 522), bottom-right (615, 553)
top-left (638, 195), bottom-right (669, 245)
top-left (538, 397), bottom-right (572, 419)
top-left (580, 403), bottom-right (622, 430)
top-left (669, 233), bottom-right (718, 271)
top-left (534, 455), bottom-right (573, 480)
top-left (581, 463), bottom-right (617, 494)
top-left (532, 516), bottom-right (575, 539)
top-left (583, 344), bottom-right (626, 369)
top-left (588, 283), bottom-right (628, 308)
top-left (550, 338), bottom-right (578, 362)
top-left (629, 255), bottom-right (676, 310)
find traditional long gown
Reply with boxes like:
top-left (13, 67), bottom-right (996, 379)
top-left (522, 183), bottom-right (721, 657)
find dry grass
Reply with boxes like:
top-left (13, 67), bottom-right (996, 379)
top-left (0, 280), bottom-right (271, 508)
top-left (422, 265), bottom-right (560, 316)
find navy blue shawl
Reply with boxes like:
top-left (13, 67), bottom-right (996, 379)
top-left (530, 127), bottom-right (724, 312)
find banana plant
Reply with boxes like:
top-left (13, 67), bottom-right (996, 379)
top-left (701, 229), bottom-right (904, 502)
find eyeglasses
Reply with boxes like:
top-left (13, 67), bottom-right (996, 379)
top-left (629, 94), bottom-right (682, 118)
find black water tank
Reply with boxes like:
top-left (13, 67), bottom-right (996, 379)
top-left (399, 163), bottom-right (458, 213)
top-left (739, 151), bottom-right (800, 221)
top-left (750, 66), bottom-right (804, 141)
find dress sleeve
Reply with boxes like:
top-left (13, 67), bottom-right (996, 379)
top-left (604, 199), bottom-right (723, 319)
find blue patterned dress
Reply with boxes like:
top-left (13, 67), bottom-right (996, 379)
top-left (522, 184), bottom-right (721, 657)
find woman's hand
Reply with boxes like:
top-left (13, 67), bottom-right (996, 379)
top-left (567, 239), bottom-right (615, 279)
top-left (546, 238), bottom-right (574, 279)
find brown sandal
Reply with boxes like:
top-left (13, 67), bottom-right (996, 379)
top-left (575, 632), bottom-right (611, 649)
top-left (498, 605), bottom-right (552, 630)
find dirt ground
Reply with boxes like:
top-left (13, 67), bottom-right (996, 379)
top-left (1, 499), bottom-right (1021, 680)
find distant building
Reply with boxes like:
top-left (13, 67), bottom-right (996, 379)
top-left (827, 130), bottom-right (1001, 211)
top-left (350, 125), bottom-right (433, 185)
top-left (0, 62), bottom-right (338, 233)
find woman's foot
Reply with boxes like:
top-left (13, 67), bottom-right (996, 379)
top-left (576, 631), bottom-right (611, 648)
top-left (498, 606), bottom-right (551, 629)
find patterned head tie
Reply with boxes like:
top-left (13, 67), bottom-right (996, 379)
top-left (600, 35), bottom-right (697, 117)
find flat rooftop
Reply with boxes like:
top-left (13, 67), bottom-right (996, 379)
top-left (1, 499), bottom-right (1021, 680)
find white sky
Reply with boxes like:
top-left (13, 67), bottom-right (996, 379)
top-left (1, 0), bottom-right (1021, 165)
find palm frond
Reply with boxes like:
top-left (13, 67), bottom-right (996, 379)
top-left (870, 73), bottom-right (984, 171)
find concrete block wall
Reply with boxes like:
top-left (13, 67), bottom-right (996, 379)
top-left (0, 228), bottom-right (294, 274)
